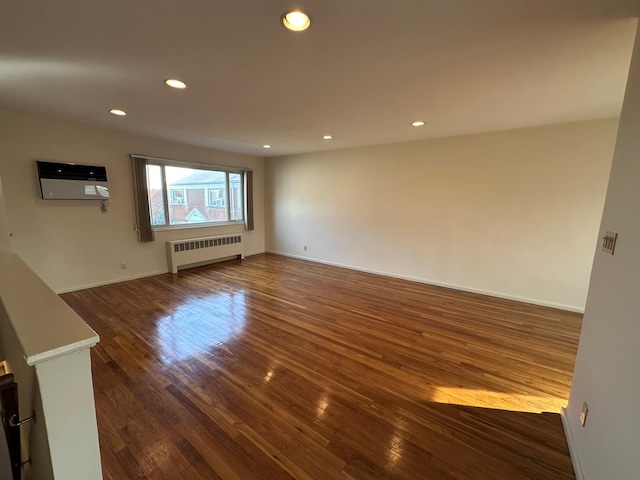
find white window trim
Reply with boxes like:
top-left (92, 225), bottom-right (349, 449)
top-left (153, 220), bottom-right (245, 232)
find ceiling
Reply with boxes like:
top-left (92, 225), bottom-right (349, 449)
top-left (0, 1), bottom-right (638, 157)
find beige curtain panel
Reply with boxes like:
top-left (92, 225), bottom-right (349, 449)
top-left (130, 155), bottom-right (155, 243)
top-left (245, 169), bottom-right (254, 231)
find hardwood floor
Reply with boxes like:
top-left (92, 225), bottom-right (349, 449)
top-left (61, 253), bottom-right (582, 480)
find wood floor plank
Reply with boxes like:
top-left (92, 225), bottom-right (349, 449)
top-left (61, 253), bottom-right (580, 480)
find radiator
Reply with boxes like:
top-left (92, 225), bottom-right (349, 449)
top-left (167, 234), bottom-right (244, 274)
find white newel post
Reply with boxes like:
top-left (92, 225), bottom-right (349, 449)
top-left (32, 349), bottom-right (102, 479)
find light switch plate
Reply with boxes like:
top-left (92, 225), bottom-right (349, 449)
top-left (602, 231), bottom-right (618, 255)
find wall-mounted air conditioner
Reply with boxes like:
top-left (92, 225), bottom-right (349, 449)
top-left (37, 161), bottom-right (109, 200)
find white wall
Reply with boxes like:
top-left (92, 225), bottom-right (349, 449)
top-left (0, 109), bottom-right (265, 293)
top-left (564, 25), bottom-right (640, 480)
top-left (266, 119), bottom-right (618, 311)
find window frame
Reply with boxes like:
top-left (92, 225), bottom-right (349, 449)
top-left (144, 157), bottom-right (246, 231)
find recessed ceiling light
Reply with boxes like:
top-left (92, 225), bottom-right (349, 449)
top-left (323, 135), bottom-right (333, 140)
top-left (109, 109), bottom-right (127, 116)
top-left (165, 79), bottom-right (187, 89)
top-left (411, 121), bottom-right (425, 127)
top-left (262, 144), bottom-right (272, 149)
top-left (281, 10), bottom-right (311, 31)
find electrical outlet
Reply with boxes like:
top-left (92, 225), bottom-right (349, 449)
top-left (580, 401), bottom-right (589, 427)
top-left (602, 231), bottom-right (618, 255)
top-left (120, 262), bottom-right (127, 270)
top-left (304, 245), bottom-right (308, 251)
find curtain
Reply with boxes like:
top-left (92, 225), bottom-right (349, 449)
top-left (244, 169), bottom-right (254, 231)
top-left (130, 156), bottom-right (155, 242)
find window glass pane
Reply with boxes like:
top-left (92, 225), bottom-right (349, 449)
top-left (165, 166), bottom-right (228, 225)
top-left (146, 164), bottom-right (166, 226)
top-left (229, 173), bottom-right (244, 221)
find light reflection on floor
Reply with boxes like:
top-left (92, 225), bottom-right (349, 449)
top-left (315, 392), bottom-right (330, 421)
top-left (155, 291), bottom-right (247, 364)
top-left (427, 385), bottom-right (565, 413)
top-left (386, 419), bottom-right (406, 468)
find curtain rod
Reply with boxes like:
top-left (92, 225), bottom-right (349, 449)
top-left (130, 154), bottom-right (253, 172)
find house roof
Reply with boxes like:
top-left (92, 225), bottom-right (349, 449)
top-left (170, 171), bottom-right (226, 186)
top-left (0, 1), bottom-right (638, 156)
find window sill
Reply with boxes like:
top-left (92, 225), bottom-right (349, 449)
top-left (153, 221), bottom-right (245, 232)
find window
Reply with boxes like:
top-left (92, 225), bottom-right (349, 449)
top-left (144, 160), bottom-right (245, 228)
top-left (170, 189), bottom-right (186, 205)
top-left (206, 188), bottom-right (226, 207)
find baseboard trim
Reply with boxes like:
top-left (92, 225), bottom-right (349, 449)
top-left (54, 251), bottom-right (266, 294)
top-left (54, 269), bottom-right (169, 294)
top-left (561, 407), bottom-right (585, 480)
top-left (266, 250), bottom-right (584, 313)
